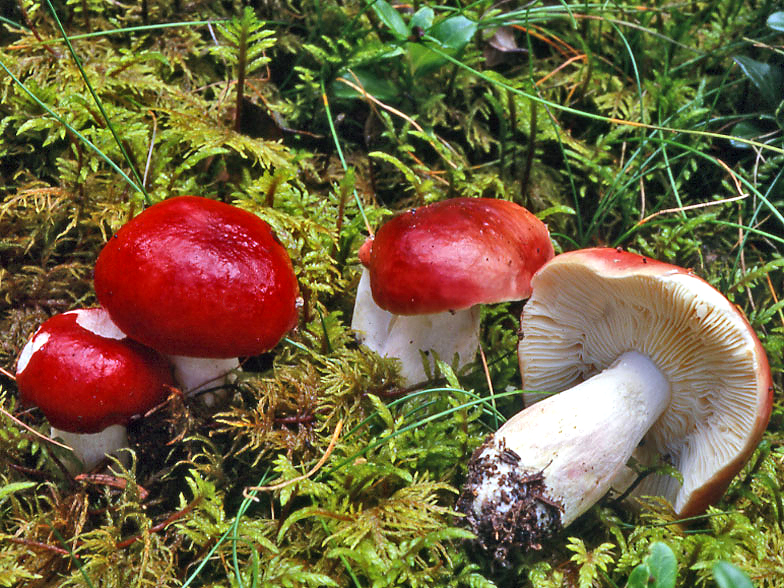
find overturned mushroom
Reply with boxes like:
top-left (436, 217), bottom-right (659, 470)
top-left (458, 248), bottom-right (772, 560)
top-left (352, 198), bottom-right (553, 384)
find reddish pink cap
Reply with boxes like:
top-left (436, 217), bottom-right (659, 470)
top-left (16, 308), bottom-right (174, 434)
top-left (94, 196), bottom-right (299, 358)
top-left (360, 198), bottom-right (554, 315)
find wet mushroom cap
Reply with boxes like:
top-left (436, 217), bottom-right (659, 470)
top-left (94, 196), bottom-right (299, 358)
top-left (360, 198), bottom-right (554, 315)
top-left (519, 248), bottom-right (773, 516)
top-left (16, 308), bottom-right (174, 434)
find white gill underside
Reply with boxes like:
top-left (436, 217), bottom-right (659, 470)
top-left (351, 268), bottom-right (480, 385)
top-left (520, 265), bottom-right (766, 513)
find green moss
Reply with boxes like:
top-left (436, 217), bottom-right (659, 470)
top-left (1, 1), bottom-right (782, 586)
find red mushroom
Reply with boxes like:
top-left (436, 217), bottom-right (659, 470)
top-left (16, 308), bottom-right (174, 471)
top-left (458, 249), bottom-right (773, 560)
top-left (352, 198), bottom-right (553, 384)
top-left (94, 196), bottom-right (299, 403)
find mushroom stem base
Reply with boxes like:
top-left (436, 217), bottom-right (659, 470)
top-left (458, 351), bottom-right (671, 558)
top-left (351, 269), bottom-right (480, 385)
top-left (52, 424), bottom-right (129, 472)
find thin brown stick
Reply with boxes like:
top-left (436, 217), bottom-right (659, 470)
top-left (116, 496), bottom-right (203, 549)
top-left (74, 474), bottom-right (149, 500)
top-left (636, 194), bottom-right (747, 226)
top-left (0, 406), bottom-right (74, 451)
top-left (6, 536), bottom-right (76, 558)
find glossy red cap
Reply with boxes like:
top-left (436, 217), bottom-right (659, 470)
top-left (16, 308), bottom-right (174, 434)
top-left (94, 196), bottom-right (299, 358)
top-left (360, 198), bottom-right (554, 315)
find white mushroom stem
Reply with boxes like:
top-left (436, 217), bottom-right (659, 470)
top-left (167, 355), bottom-right (239, 407)
top-left (351, 269), bottom-right (480, 385)
top-left (461, 351), bottom-right (671, 546)
top-left (51, 424), bottom-right (129, 472)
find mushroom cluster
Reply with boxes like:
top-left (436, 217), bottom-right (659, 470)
top-left (352, 197), bottom-right (554, 384)
top-left (457, 248), bottom-right (772, 560)
top-left (16, 196), bottom-right (299, 471)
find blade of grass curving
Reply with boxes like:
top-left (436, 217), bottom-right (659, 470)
top-left (0, 58), bottom-right (144, 195)
top-left (13, 20), bottom-right (229, 46)
top-left (584, 18), bottom-right (648, 233)
top-left (0, 16), bottom-right (28, 30)
top-left (520, 8), bottom-right (583, 241)
top-left (344, 386), bottom-right (506, 440)
top-left (320, 78), bottom-right (373, 235)
top-left (729, 165), bottom-right (784, 286)
top-left (322, 388), bottom-right (523, 478)
top-left (48, 523), bottom-right (96, 588)
top-left (229, 468), bottom-right (270, 588)
top-left (421, 39), bottom-right (784, 155)
top-left (44, 0), bottom-right (150, 205)
top-left (183, 469), bottom-right (273, 588)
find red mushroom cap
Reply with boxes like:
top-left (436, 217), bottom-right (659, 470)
top-left (94, 196), bottom-right (299, 358)
top-left (16, 308), bottom-right (174, 434)
top-left (360, 198), bottom-right (554, 315)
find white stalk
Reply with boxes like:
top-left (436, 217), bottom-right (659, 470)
top-left (460, 351), bottom-right (671, 552)
top-left (167, 355), bottom-right (239, 407)
top-left (351, 268), bottom-right (480, 385)
top-left (52, 424), bottom-right (129, 472)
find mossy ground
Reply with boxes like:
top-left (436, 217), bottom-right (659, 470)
top-left (1, 1), bottom-right (783, 586)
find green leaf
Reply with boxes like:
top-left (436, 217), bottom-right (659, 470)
top-left (626, 543), bottom-right (677, 588)
top-left (430, 16), bottom-right (477, 51)
top-left (410, 7), bottom-right (434, 31)
top-left (407, 43), bottom-right (447, 77)
top-left (536, 204), bottom-right (577, 220)
top-left (626, 564), bottom-right (652, 588)
top-left (767, 11), bottom-right (784, 32)
top-left (0, 481), bottom-right (35, 506)
top-left (712, 562), bottom-right (754, 588)
top-left (645, 543), bottom-right (677, 588)
top-left (369, 0), bottom-right (409, 40)
top-left (729, 120), bottom-right (763, 149)
top-left (333, 67), bottom-right (400, 102)
top-left (733, 56), bottom-right (784, 108)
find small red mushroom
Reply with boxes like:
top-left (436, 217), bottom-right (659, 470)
top-left (352, 198), bottom-right (554, 384)
top-left (16, 308), bottom-right (174, 471)
top-left (458, 249), bottom-right (772, 560)
top-left (94, 196), bottom-right (299, 403)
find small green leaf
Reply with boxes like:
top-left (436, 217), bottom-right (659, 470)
top-left (733, 56), bottom-right (784, 108)
top-left (713, 562), bottom-right (754, 588)
top-left (536, 204), bottom-right (577, 220)
top-left (410, 6), bottom-right (434, 31)
top-left (645, 542), bottom-right (677, 588)
top-left (729, 120), bottom-right (763, 149)
top-left (0, 481), bottom-right (35, 505)
top-left (407, 43), bottom-right (447, 77)
top-left (333, 67), bottom-right (400, 102)
top-left (430, 15), bottom-right (477, 51)
top-left (767, 11), bottom-right (784, 32)
top-left (626, 563), bottom-right (651, 588)
top-left (369, 0), bottom-right (409, 40)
